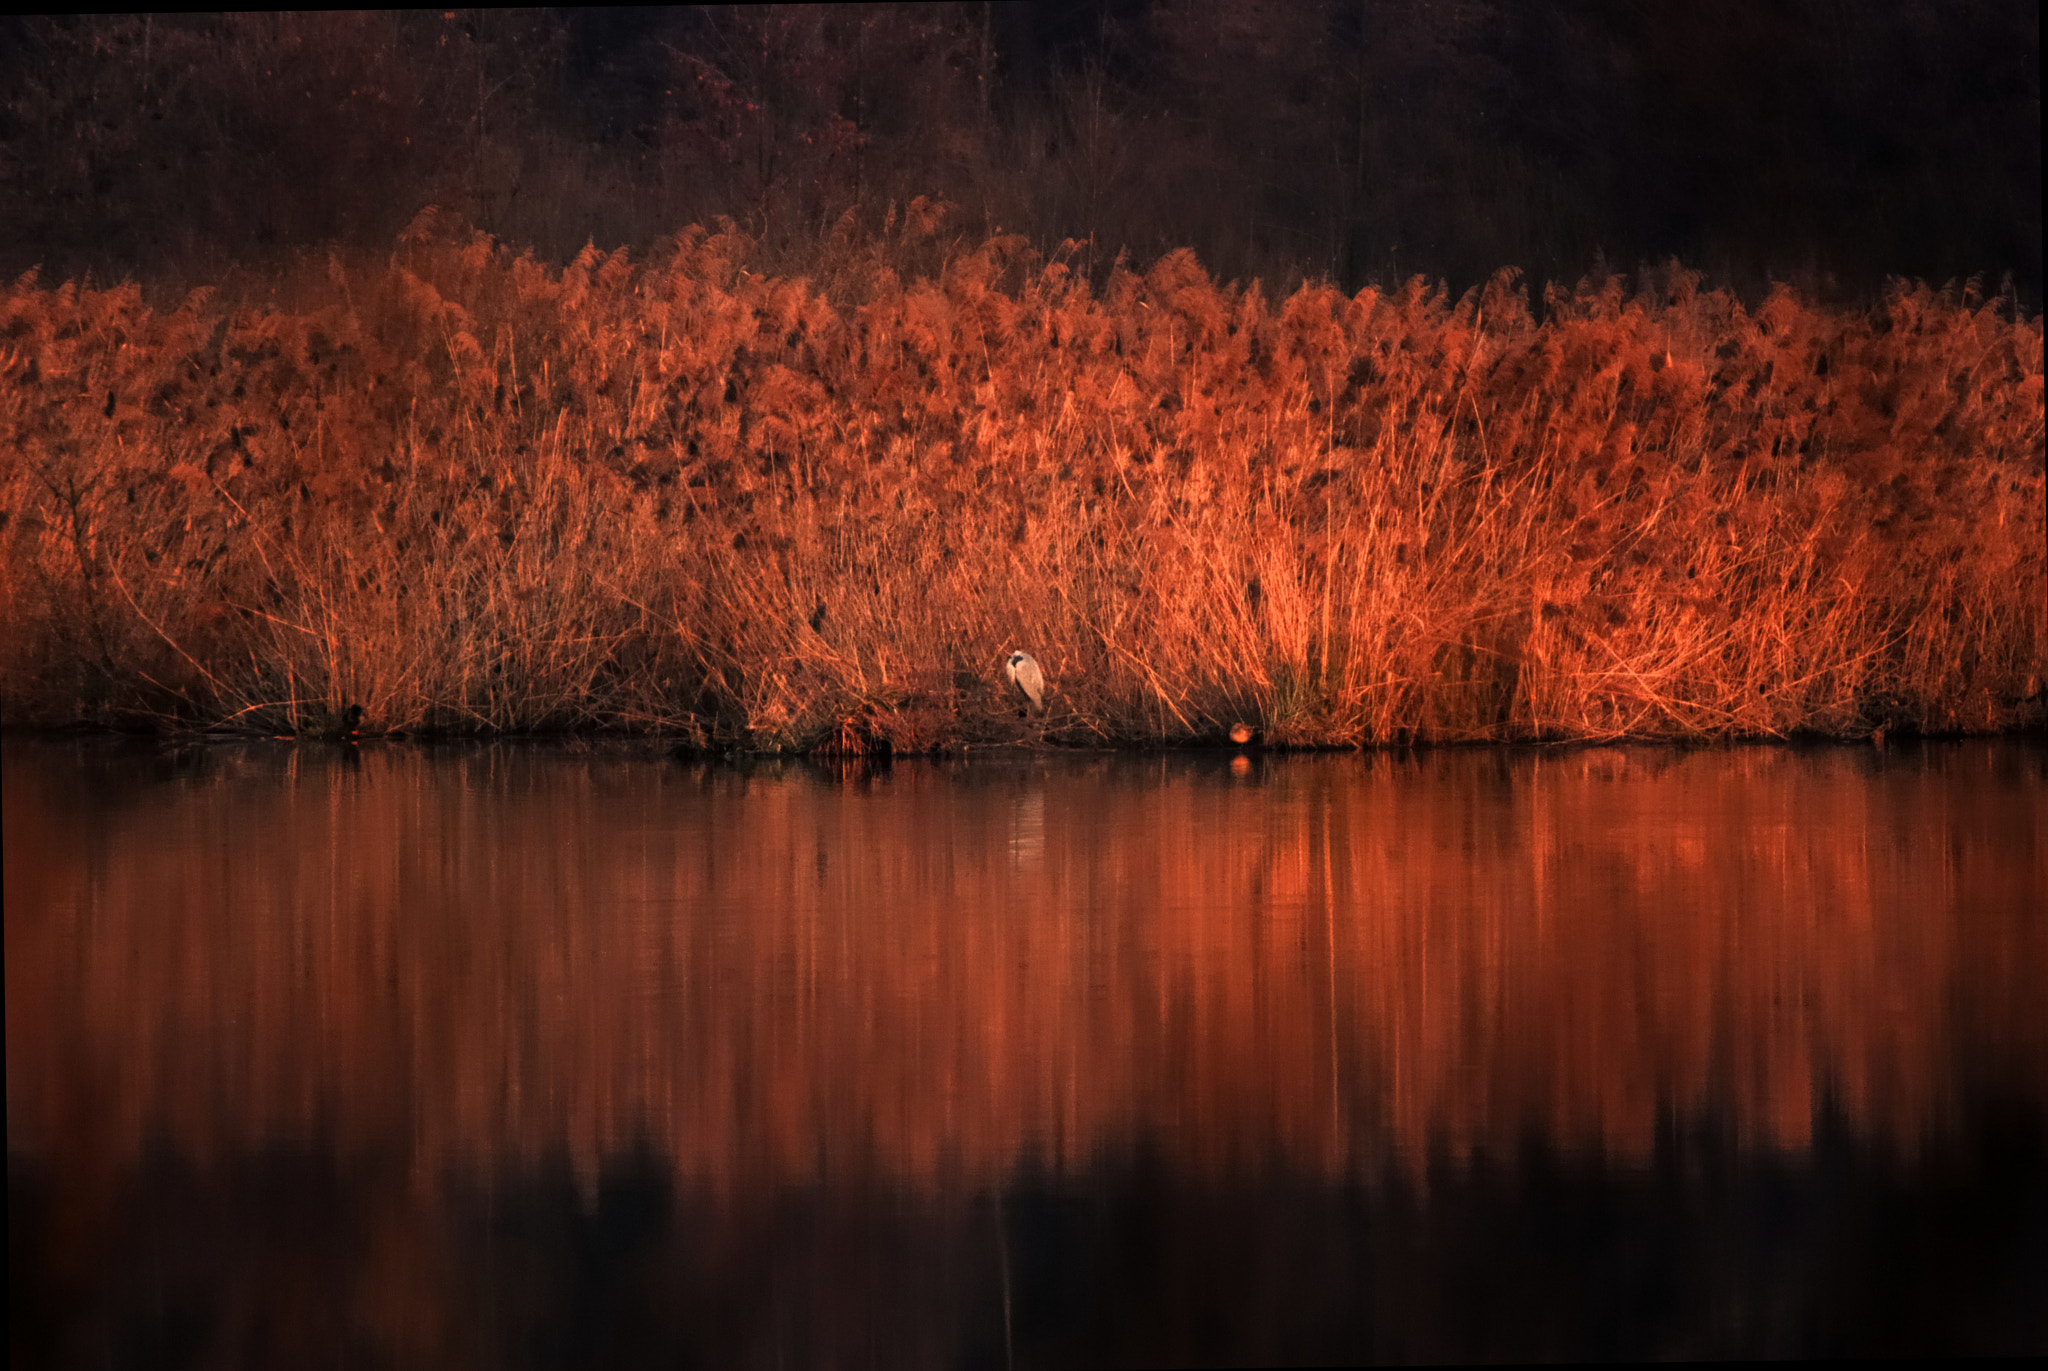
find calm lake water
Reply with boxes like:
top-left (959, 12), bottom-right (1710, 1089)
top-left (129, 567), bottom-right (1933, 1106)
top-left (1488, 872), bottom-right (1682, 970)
top-left (6, 735), bottom-right (2044, 1366)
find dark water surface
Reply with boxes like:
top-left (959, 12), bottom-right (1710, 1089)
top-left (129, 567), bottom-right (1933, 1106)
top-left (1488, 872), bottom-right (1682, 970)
top-left (6, 735), bottom-right (2044, 1366)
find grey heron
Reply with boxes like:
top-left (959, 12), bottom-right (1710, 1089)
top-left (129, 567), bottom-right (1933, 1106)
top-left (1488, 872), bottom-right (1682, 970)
top-left (1006, 650), bottom-right (1046, 714)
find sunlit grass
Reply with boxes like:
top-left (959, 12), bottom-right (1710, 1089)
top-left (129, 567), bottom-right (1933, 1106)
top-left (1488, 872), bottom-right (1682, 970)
top-left (3, 205), bottom-right (2041, 746)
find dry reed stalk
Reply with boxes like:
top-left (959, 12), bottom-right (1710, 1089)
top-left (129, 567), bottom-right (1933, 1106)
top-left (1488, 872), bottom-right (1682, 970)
top-left (2, 217), bottom-right (2041, 745)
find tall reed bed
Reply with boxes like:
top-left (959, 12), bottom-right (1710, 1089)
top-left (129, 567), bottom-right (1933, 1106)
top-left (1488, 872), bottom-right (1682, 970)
top-left (3, 208), bottom-right (2042, 745)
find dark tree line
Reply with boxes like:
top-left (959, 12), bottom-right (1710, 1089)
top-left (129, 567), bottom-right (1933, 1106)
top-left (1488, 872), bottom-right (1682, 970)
top-left (1, 3), bottom-right (2037, 300)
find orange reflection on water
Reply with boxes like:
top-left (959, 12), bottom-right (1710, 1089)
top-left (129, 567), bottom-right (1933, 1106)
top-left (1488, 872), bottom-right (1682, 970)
top-left (6, 741), bottom-right (2042, 1191)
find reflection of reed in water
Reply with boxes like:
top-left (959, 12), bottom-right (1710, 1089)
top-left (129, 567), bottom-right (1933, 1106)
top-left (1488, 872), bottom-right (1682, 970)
top-left (4, 743), bottom-right (2042, 1189)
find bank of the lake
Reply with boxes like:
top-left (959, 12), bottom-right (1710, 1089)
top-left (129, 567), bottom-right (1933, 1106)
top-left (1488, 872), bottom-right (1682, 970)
top-left (3, 218), bottom-right (2042, 748)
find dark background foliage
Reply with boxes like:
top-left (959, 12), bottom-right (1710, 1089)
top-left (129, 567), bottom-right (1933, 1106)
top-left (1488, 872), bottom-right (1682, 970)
top-left (0, 2), bottom-right (2038, 301)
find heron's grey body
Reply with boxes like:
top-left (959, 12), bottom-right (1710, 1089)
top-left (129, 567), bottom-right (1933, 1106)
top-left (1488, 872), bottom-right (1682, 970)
top-left (1006, 650), bottom-right (1046, 713)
